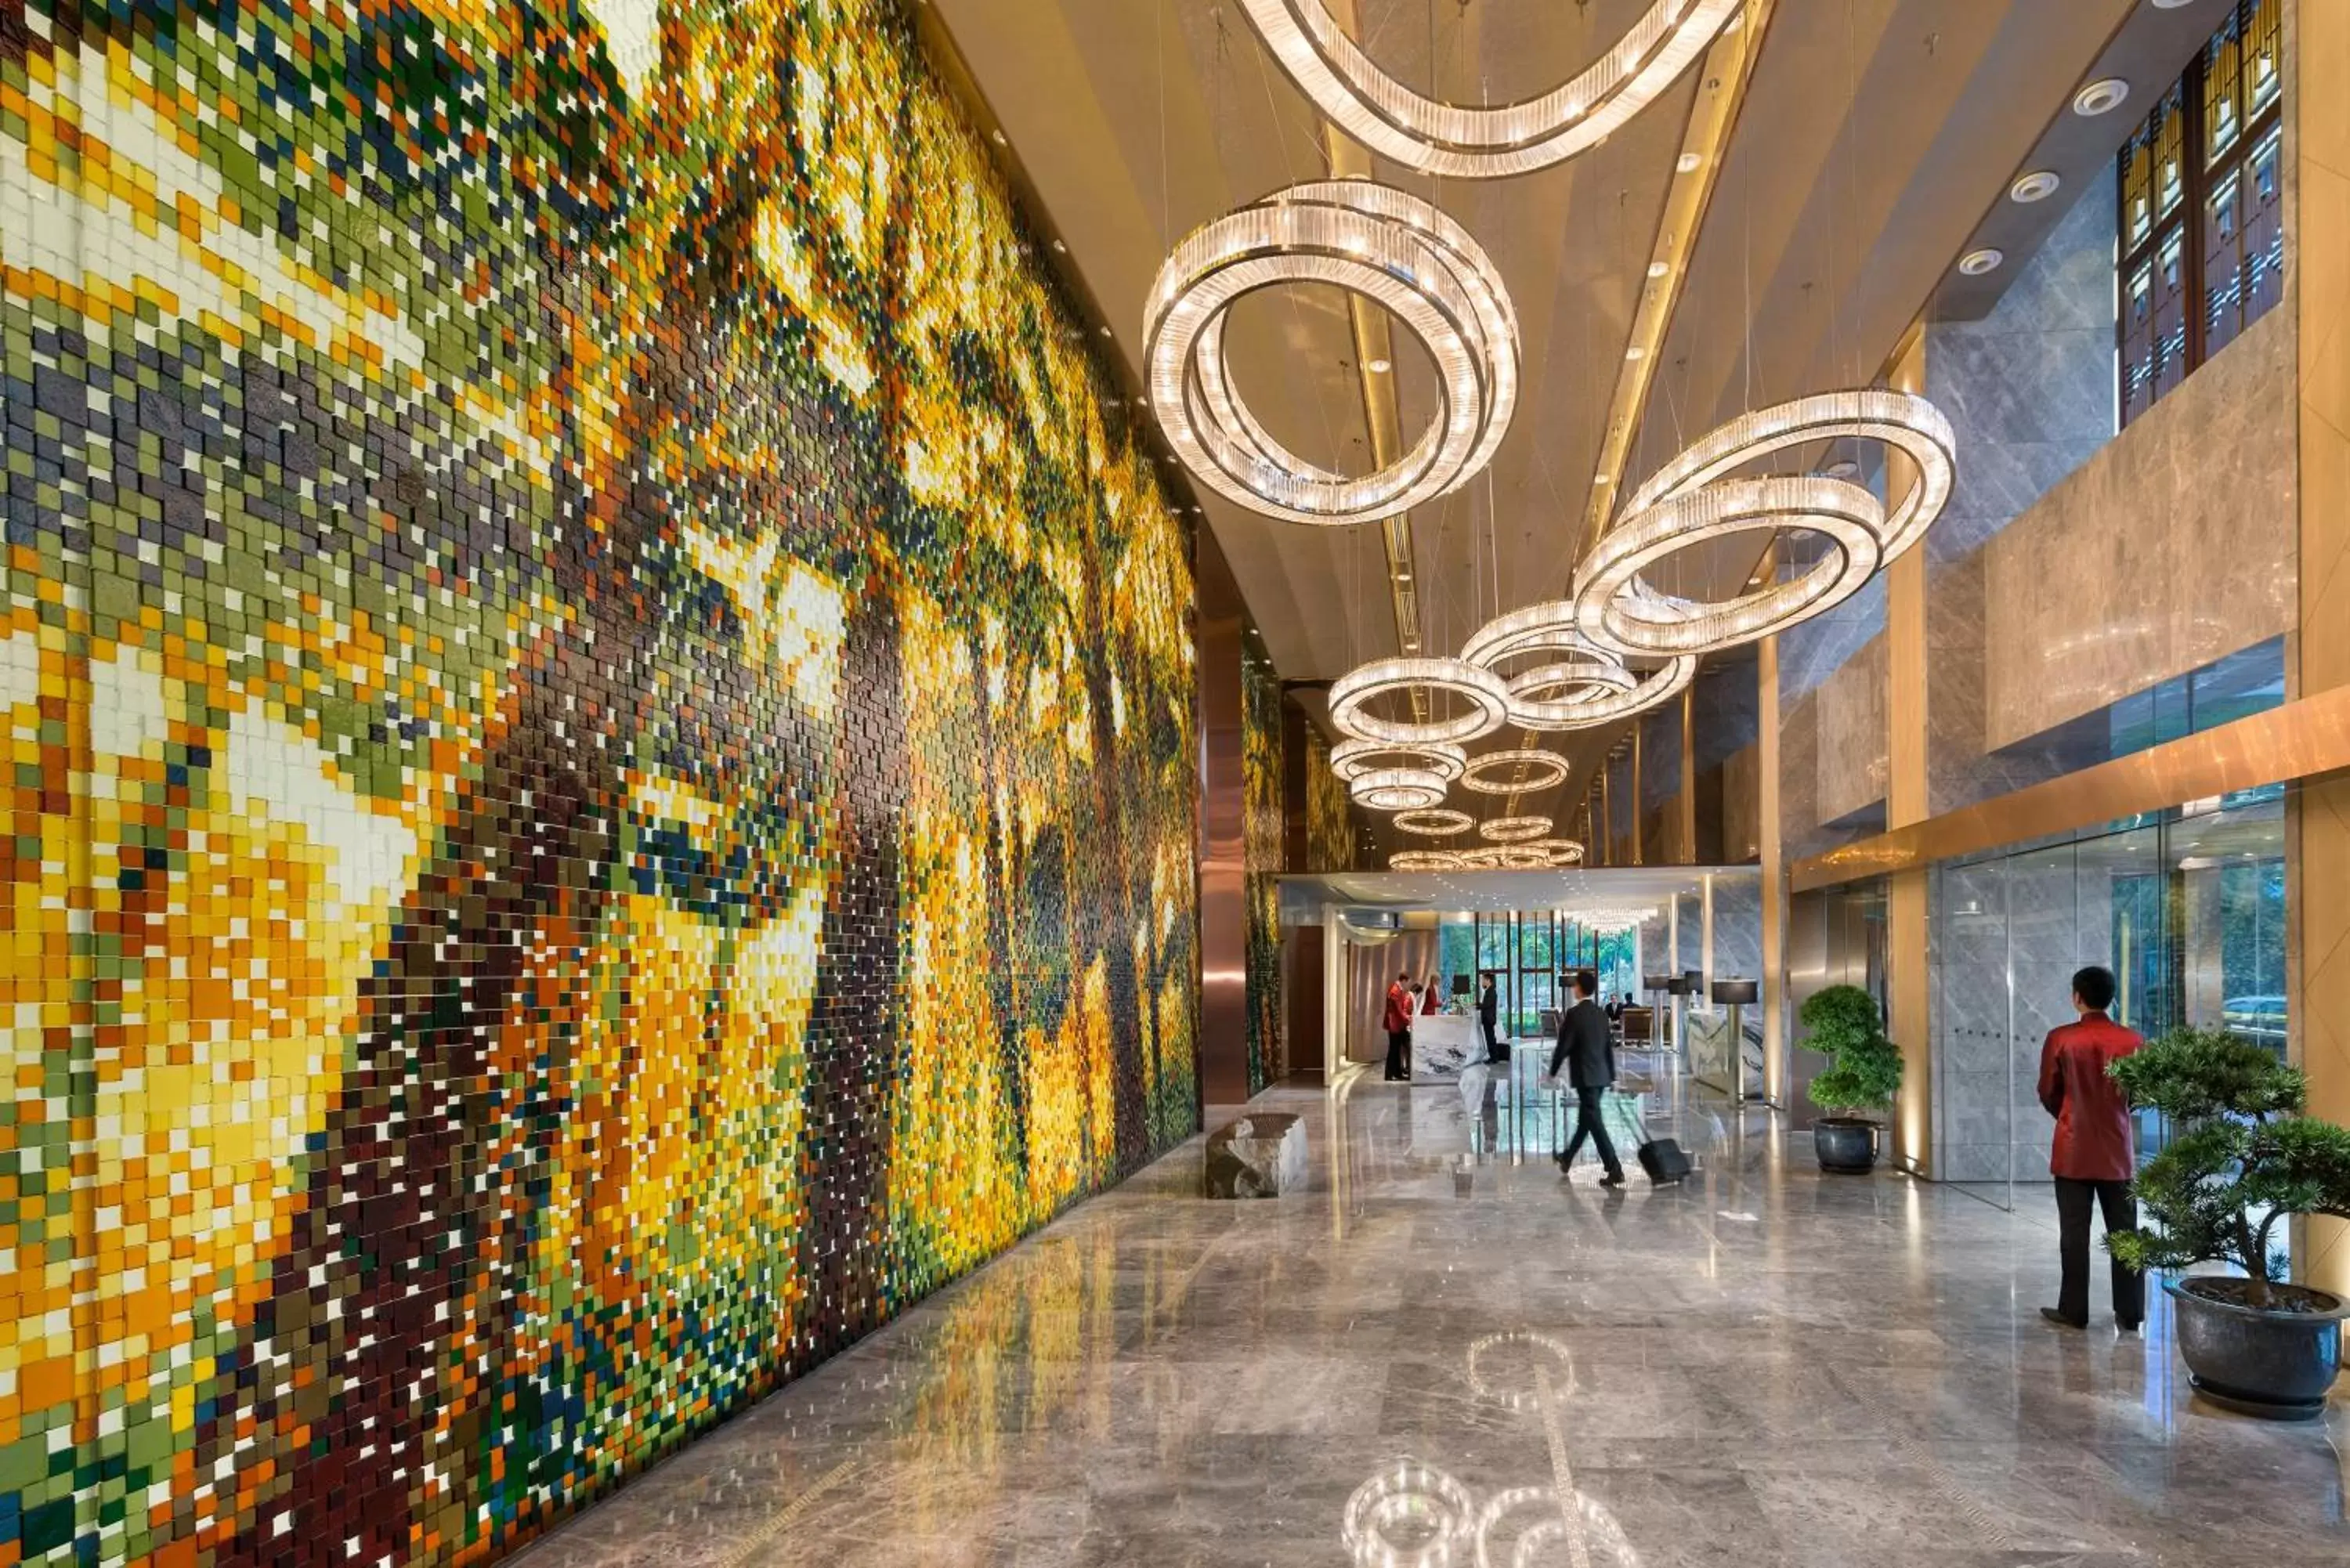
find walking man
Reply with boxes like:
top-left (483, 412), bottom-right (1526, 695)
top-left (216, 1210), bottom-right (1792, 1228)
top-left (1383, 970), bottom-right (1416, 1082)
top-left (1479, 974), bottom-right (1504, 1062)
top-left (2037, 965), bottom-right (2146, 1333)
top-left (1551, 969), bottom-right (1625, 1187)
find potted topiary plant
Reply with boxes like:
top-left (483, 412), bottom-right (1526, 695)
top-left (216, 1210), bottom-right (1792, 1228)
top-left (1799, 985), bottom-right (1904, 1173)
top-left (2108, 1026), bottom-right (2350, 1419)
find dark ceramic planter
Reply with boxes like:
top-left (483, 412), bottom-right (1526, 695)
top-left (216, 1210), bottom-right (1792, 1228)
top-left (1813, 1118), bottom-right (1878, 1173)
top-left (2169, 1277), bottom-right (2348, 1420)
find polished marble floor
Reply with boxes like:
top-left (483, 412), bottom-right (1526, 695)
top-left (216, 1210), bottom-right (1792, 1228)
top-left (515, 1060), bottom-right (2350, 1568)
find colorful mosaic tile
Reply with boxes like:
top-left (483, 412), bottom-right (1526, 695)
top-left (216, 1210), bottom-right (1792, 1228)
top-left (1303, 727), bottom-right (1360, 873)
top-left (0, 0), bottom-right (1200, 1561)
top-left (1241, 641), bottom-right (1282, 1093)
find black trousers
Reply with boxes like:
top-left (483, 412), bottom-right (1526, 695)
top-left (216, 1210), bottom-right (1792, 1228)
top-left (1480, 1017), bottom-right (1502, 1059)
top-left (2055, 1176), bottom-right (2145, 1327)
top-left (1558, 1085), bottom-right (1622, 1178)
top-left (1385, 1029), bottom-right (1412, 1081)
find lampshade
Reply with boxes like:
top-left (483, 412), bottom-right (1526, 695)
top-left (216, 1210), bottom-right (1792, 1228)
top-left (1710, 977), bottom-right (1759, 1005)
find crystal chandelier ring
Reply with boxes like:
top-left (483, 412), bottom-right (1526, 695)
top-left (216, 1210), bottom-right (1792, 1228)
top-left (1478, 815), bottom-right (1553, 844)
top-left (1457, 747), bottom-right (1570, 796)
top-left (1392, 807), bottom-right (1475, 836)
top-left (1622, 388), bottom-right (1957, 565)
top-left (1238, 0), bottom-right (1740, 178)
top-left (1390, 849), bottom-right (1467, 871)
top-left (1575, 476), bottom-right (1885, 658)
top-left (1329, 736), bottom-right (1468, 783)
top-left (1530, 837), bottom-right (1588, 865)
top-left (1145, 182), bottom-right (1517, 526)
top-left (1329, 656), bottom-right (1513, 746)
top-left (1459, 602), bottom-right (1640, 695)
top-left (1495, 846), bottom-right (1553, 869)
top-left (1506, 650), bottom-right (1694, 730)
top-left (1452, 848), bottom-right (1508, 869)
top-left (1350, 767), bottom-right (1450, 812)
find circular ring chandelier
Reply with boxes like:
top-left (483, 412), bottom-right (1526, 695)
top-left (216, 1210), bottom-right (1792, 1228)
top-left (1574, 475), bottom-right (1885, 657)
top-left (1349, 767), bottom-right (1448, 812)
top-left (1144, 182), bottom-right (1517, 525)
top-left (1392, 807), bottom-right (1474, 836)
top-left (1457, 747), bottom-right (1570, 796)
top-left (1389, 849), bottom-right (1467, 871)
top-left (1495, 845), bottom-right (1553, 869)
top-left (1478, 815), bottom-right (1553, 844)
top-left (1329, 736), bottom-right (1467, 783)
top-left (1619, 389), bottom-right (1954, 558)
top-left (1452, 848), bottom-right (1508, 869)
top-left (1459, 599), bottom-right (1694, 729)
top-left (1238, 0), bottom-right (1741, 179)
top-left (1329, 656), bottom-right (1513, 746)
top-left (1530, 837), bottom-right (1587, 865)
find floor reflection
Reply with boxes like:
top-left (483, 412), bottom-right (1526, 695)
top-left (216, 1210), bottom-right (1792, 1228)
top-left (515, 1072), bottom-right (2350, 1568)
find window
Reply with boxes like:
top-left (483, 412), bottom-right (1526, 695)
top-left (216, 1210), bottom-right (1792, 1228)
top-left (2117, 0), bottom-right (2285, 426)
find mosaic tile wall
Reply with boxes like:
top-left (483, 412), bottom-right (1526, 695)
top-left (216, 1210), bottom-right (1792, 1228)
top-left (1303, 727), bottom-right (1357, 873)
top-left (1241, 641), bottom-right (1282, 1094)
top-left (0, 0), bottom-right (1201, 1561)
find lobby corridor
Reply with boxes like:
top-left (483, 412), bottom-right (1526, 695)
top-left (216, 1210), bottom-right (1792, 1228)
top-left (515, 1075), bottom-right (2350, 1568)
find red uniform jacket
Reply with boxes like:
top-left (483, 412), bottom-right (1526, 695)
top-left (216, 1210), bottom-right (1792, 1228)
top-left (2037, 1014), bottom-right (2144, 1182)
top-left (1383, 985), bottom-right (1415, 1033)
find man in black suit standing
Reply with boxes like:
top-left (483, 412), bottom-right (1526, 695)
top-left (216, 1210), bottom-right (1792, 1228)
top-left (1478, 974), bottom-right (1504, 1062)
top-left (1551, 969), bottom-right (1625, 1187)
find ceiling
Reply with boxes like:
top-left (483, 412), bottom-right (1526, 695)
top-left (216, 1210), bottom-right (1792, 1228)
top-left (924, 0), bottom-right (2207, 839)
top-left (1281, 866), bottom-right (1754, 916)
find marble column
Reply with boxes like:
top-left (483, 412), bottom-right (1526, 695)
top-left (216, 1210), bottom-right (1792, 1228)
top-left (1759, 636), bottom-right (1788, 1105)
top-left (2290, 0), bottom-right (2350, 1295)
top-left (1886, 334), bottom-right (1936, 1174)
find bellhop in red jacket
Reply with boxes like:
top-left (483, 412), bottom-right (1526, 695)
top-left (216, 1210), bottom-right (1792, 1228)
top-left (2037, 1013), bottom-right (2145, 1181)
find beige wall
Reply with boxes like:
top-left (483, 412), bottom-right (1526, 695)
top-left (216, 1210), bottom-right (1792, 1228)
top-left (1815, 634), bottom-right (1891, 826)
top-left (1983, 305), bottom-right (2298, 752)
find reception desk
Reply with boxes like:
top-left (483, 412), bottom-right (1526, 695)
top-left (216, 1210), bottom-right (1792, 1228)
top-left (1412, 1013), bottom-right (1484, 1082)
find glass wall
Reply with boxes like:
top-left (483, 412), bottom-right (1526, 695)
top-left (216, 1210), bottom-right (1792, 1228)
top-left (1928, 789), bottom-right (2286, 1209)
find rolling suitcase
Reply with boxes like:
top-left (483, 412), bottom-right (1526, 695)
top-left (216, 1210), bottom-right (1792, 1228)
top-left (1635, 1135), bottom-right (1693, 1185)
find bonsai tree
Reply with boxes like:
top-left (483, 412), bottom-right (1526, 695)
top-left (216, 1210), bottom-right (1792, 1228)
top-left (1800, 985), bottom-right (1904, 1119)
top-left (2108, 1026), bottom-right (2350, 1310)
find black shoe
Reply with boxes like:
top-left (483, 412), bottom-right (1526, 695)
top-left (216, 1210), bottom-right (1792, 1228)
top-left (1600, 1173), bottom-right (1626, 1188)
top-left (2039, 1307), bottom-right (2086, 1330)
top-left (2116, 1321), bottom-right (2144, 1336)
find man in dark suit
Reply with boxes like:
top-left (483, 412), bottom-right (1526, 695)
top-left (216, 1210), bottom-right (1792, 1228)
top-left (2036, 965), bottom-right (2146, 1333)
top-left (1478, 975), bottom-right (1504, 1062)
top-left (1551, 969), bottom-right (1625, 1186)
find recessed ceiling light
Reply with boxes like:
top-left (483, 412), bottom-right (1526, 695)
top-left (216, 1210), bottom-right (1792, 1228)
top-left (2152, 0), bottom-right (2194, 9)
top-left (991, 128), bottom-right (1008, 146)
top-left (1676, 152), bottom-right (1702, 174)
top-left (1958, 247), bottom-right (2005, 276)
top-left (1367, 358), bottom-right (1392, 374)
top-left (1824, 459), bottom-right (1860, 479)
top-left (1625, 345), bottom-right (1647, 361)
top-left (1051, 238), bottom-right (1067, 253)
top-left (2073, 78), bottom-right (2130, 117)
top-left (1593, 473), bottom-right (1612, 486)
top-left (1100, 325), bottom-right (1113, 338)
top-left (2009, 169), bottom-right (2062, 204)
top-left (1647, 261), bottom-right (1670, 279)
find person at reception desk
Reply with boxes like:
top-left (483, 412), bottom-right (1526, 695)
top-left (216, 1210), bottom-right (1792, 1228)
top-left (1384, 972), bottom-right (1416, 1082)
top-left (2036, 965), bottom-right (2146, 1334)
top-left (1550, 970), bottom-right (1625, 1187)
top-left (1479, 975), bottom-right (1502, 1062)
